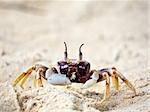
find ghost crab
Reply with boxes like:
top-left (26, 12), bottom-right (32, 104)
top-left (13, 42), bottom-right (136, 103)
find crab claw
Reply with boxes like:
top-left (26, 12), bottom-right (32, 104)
top-left (81, 79), bottom-right (97, 89)
top-left (47, 74), bottom-right (71, 85)
top-left (81, 71), bottom-right (99, 89)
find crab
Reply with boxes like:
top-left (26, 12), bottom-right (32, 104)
top-left (13, 42), bottom-right (136, 103)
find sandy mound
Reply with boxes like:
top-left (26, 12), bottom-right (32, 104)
top-left (0, 82), bottom-right (20, 112)
top-left (1, 73), bottom-right (150, 112)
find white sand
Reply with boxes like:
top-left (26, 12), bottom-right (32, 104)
top-left (0, 0), bottom-right (149, 112)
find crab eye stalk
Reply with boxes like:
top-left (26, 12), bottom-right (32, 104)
top-left (64, 42), bottom-right (68, 61)
top-left (79, 43), bottom-right (84, 60)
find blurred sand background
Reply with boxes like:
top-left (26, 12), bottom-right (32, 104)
top-left (0, 0), bottom-right (149, 112)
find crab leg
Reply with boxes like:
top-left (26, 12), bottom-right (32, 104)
top-left (41, 76), bottom-right (47, 85)
top-left (20, 67), bottom-right (35, 89)
top-left (13, 66), bottom-right (35, 88)
top-left (20, 73), bottom-right (31, 89)
top-left (100, 72), bottom-right (110, 103)
top-left (33, 76), bottom-right (37, 88)
top-left (13, 72), bottom-right (26, 87)
top-left (112, 68), bottom-right (136, 95)
top-left (38, 78), bottom-right (43, 87)
top-left (36, 68), bottom-right (46, 87)
top-left (111, 73), bottom-right (119, 90)
top-left (33, 69), bottom-right (43, 88)
top-left (33, 74), bottom-right (45, 87)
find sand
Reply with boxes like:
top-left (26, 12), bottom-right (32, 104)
top-left (0, 0), bottom-right (149, 112)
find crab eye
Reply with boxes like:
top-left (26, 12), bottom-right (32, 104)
top-left (61, 65), bottom-right (68, 69)
top-left (79, 66), bottom-right (85, 69)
